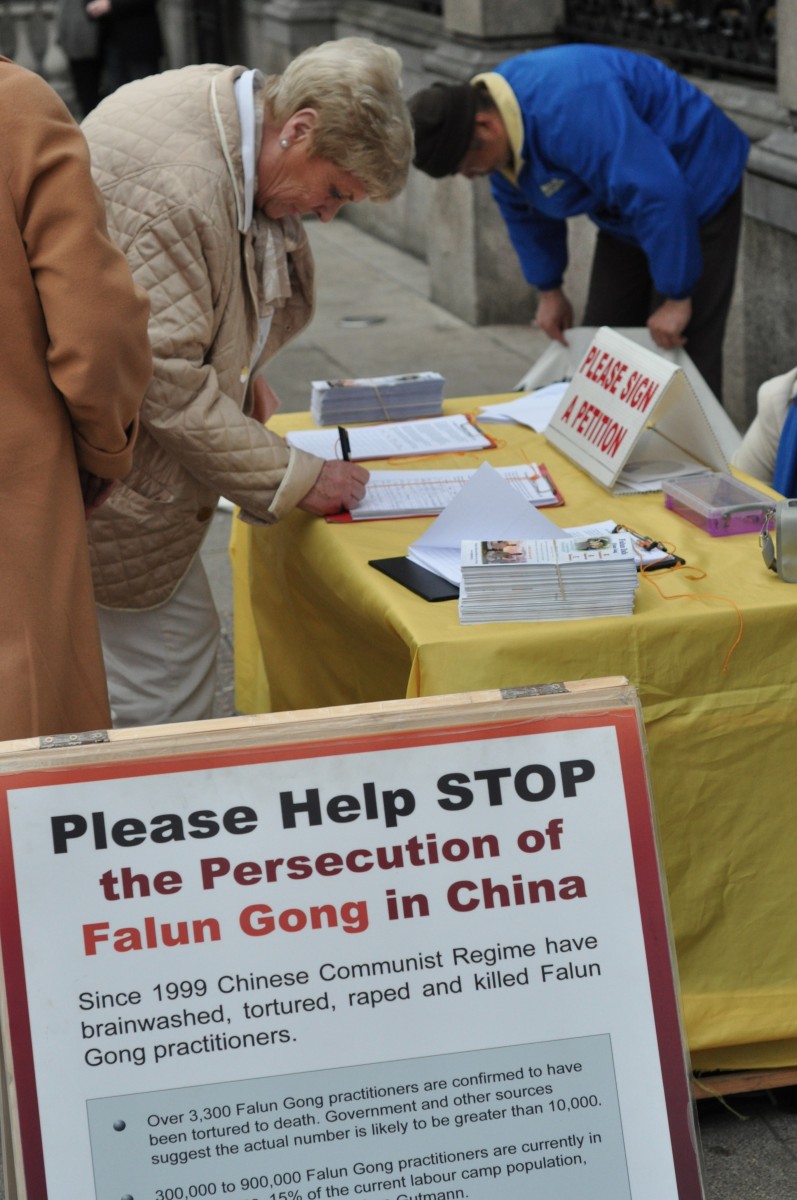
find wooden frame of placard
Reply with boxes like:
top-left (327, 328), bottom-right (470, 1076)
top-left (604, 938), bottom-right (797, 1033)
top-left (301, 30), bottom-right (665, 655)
top-left (0, 679), bottom-right (703, 1200)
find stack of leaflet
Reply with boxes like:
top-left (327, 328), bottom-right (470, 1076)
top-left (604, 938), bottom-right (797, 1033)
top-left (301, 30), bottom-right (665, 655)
top-left (310, 372), bottom-right (445, 425)
top-left (458, 533), bottom-right (639, 624)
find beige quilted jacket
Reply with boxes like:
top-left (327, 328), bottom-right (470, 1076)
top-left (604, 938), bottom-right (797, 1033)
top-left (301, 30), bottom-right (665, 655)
top-left (83, 65), bottom-right (323, 609)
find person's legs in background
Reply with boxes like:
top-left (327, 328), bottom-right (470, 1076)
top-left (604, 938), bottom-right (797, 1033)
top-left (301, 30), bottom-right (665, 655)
top-left (662, 186), bottom-right (743, 402)
top-left (102, 42), bottom-right (160, 92)
top-left (582, 190), bottom-right (742, 402)
top-left (67, 55), bottom-right (103, 116)
top-left (102, 2), bottom-right (163, 94)
top-left (583, 230), bottom-right (654, 330)
top-left (97, 554), bottom-right (220, 728)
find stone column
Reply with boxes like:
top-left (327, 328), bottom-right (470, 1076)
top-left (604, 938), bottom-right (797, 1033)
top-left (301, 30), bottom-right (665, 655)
top-left (158, 0), bottom-right (198, 67)
top-left (777, 2), bottom-right (797, 113)
top-left (248, 0), bottom-right (339, 73)
top-left (443, 0), bottom-right (563, 40)
top-left (742, 2), bottom-right (797, 427)
top-left (0, 1), bottom-right (71, 104)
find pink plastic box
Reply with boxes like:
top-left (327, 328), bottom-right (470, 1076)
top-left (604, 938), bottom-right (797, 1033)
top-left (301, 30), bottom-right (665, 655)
top-left (662, 471), bottom-right (774, 536)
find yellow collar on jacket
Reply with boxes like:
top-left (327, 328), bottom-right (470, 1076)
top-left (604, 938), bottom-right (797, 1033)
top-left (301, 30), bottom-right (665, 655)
top-left (471, 71), bottom-right (525, 184)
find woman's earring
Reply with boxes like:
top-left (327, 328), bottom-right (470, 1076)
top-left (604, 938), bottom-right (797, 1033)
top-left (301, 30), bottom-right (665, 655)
top-left (280, 138), bottom-right (290, 149)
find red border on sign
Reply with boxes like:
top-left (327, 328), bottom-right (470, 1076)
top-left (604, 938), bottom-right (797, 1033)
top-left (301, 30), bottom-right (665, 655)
top-left (0, 708), bottom-right (700, 1199)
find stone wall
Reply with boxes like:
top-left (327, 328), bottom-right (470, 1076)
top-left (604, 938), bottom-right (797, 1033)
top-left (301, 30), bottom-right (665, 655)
top-left (43, 0), bottom-right (797, 428)
top-left (742, 4), bottom-right (797, 414)
top-left (207, 0), bottom-right (791, 428)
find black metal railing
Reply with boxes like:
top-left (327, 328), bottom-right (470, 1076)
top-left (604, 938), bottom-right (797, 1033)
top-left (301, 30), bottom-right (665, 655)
top-left (559, 1), bottom-right (776, 83)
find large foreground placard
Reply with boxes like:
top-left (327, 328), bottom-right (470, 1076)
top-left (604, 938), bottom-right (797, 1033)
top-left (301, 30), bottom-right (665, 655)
top-left (0, 684), bottom-right (702, 1199)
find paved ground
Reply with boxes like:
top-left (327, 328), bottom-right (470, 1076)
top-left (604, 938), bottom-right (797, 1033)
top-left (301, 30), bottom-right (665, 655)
top-left (3, 218), bottom-right (790, 1199)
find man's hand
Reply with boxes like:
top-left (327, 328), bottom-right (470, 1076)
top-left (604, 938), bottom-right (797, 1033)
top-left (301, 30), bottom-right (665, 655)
top-left (298, 461), bottom-right (370, 515)
top-left (85, 0), bottom-right (111, 16)
top-left (647, 297), bottom-right (691, 350)
top-left (534, 288), bottom-right (573, 345)
top-left (251, 376), bottom-right (280, 424)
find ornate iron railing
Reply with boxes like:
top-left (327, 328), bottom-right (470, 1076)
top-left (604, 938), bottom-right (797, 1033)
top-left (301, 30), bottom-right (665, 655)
top-left (559, 1), bottom-right (776, 83)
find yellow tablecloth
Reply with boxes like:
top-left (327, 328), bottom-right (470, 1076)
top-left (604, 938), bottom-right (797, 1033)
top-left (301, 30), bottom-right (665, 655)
top-left (231, 397), bottom-right (797, 1072)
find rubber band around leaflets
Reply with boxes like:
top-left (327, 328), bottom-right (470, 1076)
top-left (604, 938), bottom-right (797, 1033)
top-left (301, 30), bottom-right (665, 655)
top-left (373, 383), bottom-right (391, 423)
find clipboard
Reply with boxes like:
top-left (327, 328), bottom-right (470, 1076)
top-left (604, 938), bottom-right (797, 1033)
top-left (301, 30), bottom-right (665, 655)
top-left (369, 556), bottom-right (459, 601)
top-left (288, 413), bottom-right (497, 463)
top-left (327, 462), bottom-right (564, 523)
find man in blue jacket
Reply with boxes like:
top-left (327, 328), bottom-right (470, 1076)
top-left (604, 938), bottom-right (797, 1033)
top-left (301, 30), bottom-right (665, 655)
top-left (409, 45), bottom-right (749, 401)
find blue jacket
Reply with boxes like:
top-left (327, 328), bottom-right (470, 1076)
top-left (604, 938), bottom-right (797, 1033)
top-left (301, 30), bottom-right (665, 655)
top-left (486, 46), bottom-right (749, 297)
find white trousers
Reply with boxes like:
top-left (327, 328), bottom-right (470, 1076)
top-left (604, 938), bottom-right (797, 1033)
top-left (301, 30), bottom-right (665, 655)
top-left (97, 556), bottom-right (220, 728)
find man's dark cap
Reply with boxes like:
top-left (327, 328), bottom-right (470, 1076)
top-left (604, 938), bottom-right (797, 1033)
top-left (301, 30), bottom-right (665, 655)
top-left (408, 83), bottom-right (478, 178)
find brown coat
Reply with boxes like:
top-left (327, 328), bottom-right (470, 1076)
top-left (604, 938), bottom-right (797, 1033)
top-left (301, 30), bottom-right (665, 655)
top-left (0, 59), bottom-right (151, 741)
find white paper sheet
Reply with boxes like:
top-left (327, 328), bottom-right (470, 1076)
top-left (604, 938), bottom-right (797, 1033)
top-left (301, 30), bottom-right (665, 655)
top-left (350, 464), bottom-right (558, 520)
top-left (407, 463), bottom-right (564, 585)
top-left (286, 413), bottom-right (492, 460)
top-left (478, 381), bottom-right (569, 430)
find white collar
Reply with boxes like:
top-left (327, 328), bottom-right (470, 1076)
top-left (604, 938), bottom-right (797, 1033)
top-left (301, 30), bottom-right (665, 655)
top-left (234, 69), bottom-right (258, 231)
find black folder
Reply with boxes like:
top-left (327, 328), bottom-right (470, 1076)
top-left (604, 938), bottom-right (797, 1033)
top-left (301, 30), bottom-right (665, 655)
top-left (369, 556), bottom-right (459, 602)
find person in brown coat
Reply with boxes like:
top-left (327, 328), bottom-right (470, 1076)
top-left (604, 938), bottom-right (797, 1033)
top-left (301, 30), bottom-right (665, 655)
top-left (0, 58), bottom-right (151, 743)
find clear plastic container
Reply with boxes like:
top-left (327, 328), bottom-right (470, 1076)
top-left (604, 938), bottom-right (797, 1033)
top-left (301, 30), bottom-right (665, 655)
top-left (662, 471), bottom-right (774, 536)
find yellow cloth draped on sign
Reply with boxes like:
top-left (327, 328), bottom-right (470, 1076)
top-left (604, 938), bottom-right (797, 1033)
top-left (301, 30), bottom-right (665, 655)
top-left (230, 397), bottom-right (797, 1071)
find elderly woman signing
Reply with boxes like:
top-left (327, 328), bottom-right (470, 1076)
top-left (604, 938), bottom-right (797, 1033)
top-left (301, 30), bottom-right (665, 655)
top-left (82, 38), bottom-right (413, 727)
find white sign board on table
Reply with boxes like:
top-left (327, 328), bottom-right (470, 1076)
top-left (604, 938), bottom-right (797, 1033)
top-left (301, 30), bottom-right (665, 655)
top-left (0, 682), bottom-right (703, 1200)
top-left (521, 327), bottom-right (740, 493)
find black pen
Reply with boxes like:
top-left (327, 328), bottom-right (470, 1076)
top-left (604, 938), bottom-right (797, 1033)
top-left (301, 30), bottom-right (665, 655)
top-left (338, 425), bottom-right (352, 462)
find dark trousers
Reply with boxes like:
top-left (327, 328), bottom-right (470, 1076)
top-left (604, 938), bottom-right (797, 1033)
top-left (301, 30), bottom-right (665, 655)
top-left (104, 44), bottom-right (161, 93)
top-left (582, 186), bottom-right (743, 402)
top-left (68, 57), bottom-right (103, 118)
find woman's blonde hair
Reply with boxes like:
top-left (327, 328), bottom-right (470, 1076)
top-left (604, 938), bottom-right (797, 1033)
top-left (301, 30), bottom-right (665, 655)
top-left (262, 37), bottom-right (413, 201)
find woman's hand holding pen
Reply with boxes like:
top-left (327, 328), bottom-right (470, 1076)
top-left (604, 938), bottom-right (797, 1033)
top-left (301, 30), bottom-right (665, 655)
top-left (298, 460), bottom-right (370, 515)
top-left (297, 424), bottom-right (367, 514)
